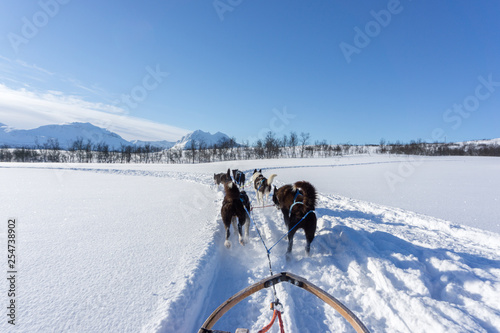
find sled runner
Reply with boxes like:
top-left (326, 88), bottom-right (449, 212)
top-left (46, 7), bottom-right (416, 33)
top-left (198, 271), bottom-right (369, 333)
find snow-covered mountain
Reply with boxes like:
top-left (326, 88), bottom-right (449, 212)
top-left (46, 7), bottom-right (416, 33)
top-left (0, 122), bottom-right (133, 150)
top-left (172, 129), bottom-right (234, 150)
top-left (0, 122), bottom-right (233, 151)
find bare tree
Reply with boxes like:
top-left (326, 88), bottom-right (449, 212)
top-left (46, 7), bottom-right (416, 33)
top-left (85, 140), bottom-right (93, 163)
top-left (46, 138), bottom-right (61, 162)
top-left (379, 138), bottom-right (387, 154)
top-left (281, 134), bottom-right (289, 157)
top-left (191, 140), bottom-right (198, 164)
top-left (264, 131), bottom-right (280, 159)
top-left (96, 141), bottom-right (110, 163)
top-left (289, 131), bottom-right (298, 158)
top-left (254, 139), bottom-right (265, 159)
top-left (300, 132), bottom-right (310, 158)
top-left (71, 137), bottom-right (86, 163)
top-left (197, 139), bottom-right (210, 163)
top-left (0, 145), bottom-right (13, 162)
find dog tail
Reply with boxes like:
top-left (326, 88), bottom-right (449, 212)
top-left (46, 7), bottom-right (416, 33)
top-left (267, 174), bottom-right (277, 186)
top-left (293, 181), bottom-right (317, 209)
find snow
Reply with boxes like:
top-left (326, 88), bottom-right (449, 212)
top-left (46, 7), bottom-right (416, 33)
top-left (259, 155), bottom-right (500, 234)
top-left (1, 155), bottom-right (499, 333)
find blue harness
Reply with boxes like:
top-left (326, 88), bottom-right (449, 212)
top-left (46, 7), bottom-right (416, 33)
top-left (289, 189), bottom-right (304, 215)
top-left (256, 178), bottom-right (265, 191)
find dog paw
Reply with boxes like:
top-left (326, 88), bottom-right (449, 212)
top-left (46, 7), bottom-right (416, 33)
top-left (224, 240), bottom-right (231, 248)
top-left (239, 238), bottom-right (246, 246)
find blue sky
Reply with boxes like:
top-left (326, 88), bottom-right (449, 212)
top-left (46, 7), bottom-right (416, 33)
top-left (0, 0), bottom-right (499, 144)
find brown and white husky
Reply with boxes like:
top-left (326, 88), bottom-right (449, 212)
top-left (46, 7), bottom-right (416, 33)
top-left (251, 169), bottom-right (277, 205)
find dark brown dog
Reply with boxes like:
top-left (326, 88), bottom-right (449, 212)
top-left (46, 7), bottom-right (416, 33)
top-left (273, 181), bottom-right (317, 255)
top-left (221, 170), bottom-right (250, 248)
top-left (232, 169), bottom-right (246, 188)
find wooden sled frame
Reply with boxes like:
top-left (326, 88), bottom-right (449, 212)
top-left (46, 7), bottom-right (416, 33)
top-left (198, 271), bottom-right (369, 333)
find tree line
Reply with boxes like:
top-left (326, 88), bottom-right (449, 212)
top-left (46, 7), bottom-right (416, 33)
top-left (0, 131), bottom-right (364, 163)
top-left (0, 138), bottom-right (163, 163)
top-left (1, 133), bottom-right (498, 163)
top-left (378, 139), bottom-right (500, 157)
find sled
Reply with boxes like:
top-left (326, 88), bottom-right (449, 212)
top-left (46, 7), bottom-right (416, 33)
top-left (198, 271), bottom-right (369, 333)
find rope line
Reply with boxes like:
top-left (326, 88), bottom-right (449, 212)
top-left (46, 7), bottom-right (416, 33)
top-left (267, 210), bottom-right (316, 253)
top-left (242, 204), bottom-right (280, 304)
top-left (258, 308), bottom-right (285, 333)
top-left (239, 188), bottom-right (315, 332)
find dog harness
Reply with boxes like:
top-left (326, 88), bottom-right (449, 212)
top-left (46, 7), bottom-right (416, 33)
top-left (289, 189), bottom-right (304, 215)
top-left (256, 178), bottom-right (265, 192)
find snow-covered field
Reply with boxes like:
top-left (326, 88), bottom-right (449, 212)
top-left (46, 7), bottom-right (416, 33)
top-left (1, 155), bottom-right (499, 332)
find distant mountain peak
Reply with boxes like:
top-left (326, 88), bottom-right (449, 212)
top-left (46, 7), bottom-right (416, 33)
top-left (173, 129), bottom-right (234, 150)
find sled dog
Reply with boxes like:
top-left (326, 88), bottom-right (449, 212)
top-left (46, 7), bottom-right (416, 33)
top-left (251, 169), bottom-right (277, 205)
top-left (232, 169), bottom-right (246, 188)
top-left (214, 170), bottom-right (231, 186)
top-left (221, 170), bottom-right (250, 248)
top-left (273, 181), bottom-right (317, 256)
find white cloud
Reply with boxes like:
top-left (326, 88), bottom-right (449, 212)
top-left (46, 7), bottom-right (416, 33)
top-left (0, 84), bottom-right (190, 142)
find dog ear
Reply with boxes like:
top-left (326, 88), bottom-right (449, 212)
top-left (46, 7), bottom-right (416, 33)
top-left (259, 169), bottom-right (262, 173)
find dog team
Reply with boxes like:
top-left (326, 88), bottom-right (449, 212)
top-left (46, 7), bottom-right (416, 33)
top-left (214, 168), bottom-right (317, 256)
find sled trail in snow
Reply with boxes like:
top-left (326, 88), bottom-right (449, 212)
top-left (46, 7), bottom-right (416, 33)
top-left (161, 171), bottom-right (500, 333)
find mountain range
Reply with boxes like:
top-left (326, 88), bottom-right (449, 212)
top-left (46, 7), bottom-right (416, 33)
top-left (0, 122), bottom-right (233, 150)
